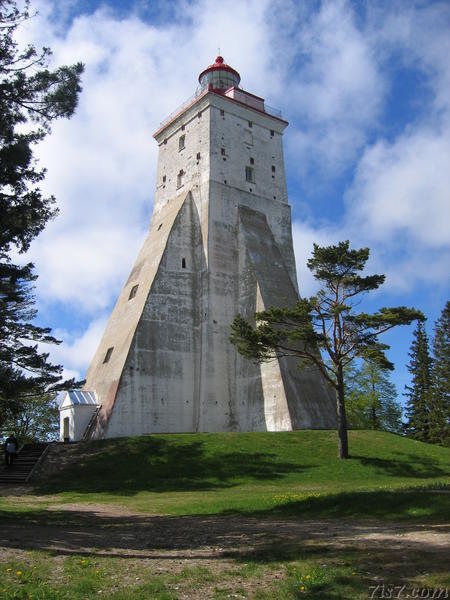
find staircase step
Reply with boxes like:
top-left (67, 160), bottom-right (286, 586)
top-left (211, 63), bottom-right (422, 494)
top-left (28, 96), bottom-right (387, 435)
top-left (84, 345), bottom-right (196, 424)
top-left (0, 442), bottom-right (49, 484)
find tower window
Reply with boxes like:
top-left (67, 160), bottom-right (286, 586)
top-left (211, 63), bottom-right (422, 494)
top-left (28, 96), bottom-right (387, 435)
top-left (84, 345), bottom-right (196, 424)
top-left (221, 147), bottom-right (226, 156)
top-left (270, 130), bottom-right (274, 137)
top-left (162, 175), bottom-right (166, 183)
top-left (179, 135), bottom-right (185, 151)
top-left (197, 152), bottom-right (201, 160)
top-left (128, 284), bottom-right (139, 300)
top-left (198, 111), bottom-right (202, 118)
top-left (181, 124), bottom-right (185, 131)
top-left (250, 157), bottom-right (254, 165)
top-left (177, 170), bottom-right (184, 188)
top-left (181, 258), bottom-right (186, 269)
top-left (103, 347), bottom-right (114, 364)
top-left (245, 166), bottom-right (255, 183)
top-left (244, 130), bottom-right (253, 145)
top-left (248, 121), bottom-right (253, 128)
top-left (272, 165), bottom-right (276, 173)
top-left (220, 109), bottom-right (225, 117)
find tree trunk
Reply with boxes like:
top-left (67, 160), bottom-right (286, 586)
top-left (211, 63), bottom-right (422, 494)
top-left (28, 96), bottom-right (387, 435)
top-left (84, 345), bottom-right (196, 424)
top-left (336, 365), bottom-right (349, 458)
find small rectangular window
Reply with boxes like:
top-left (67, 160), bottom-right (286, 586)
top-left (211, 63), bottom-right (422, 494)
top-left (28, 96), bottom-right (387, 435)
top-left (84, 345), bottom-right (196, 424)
top-left (198, 112), bottom-right (202, 118)
top-left (250, 157), bottom-right (254, 165)
top-left (177, 170), bottom-right (184, 188)
top-left (221, 147), bottom-right (226, 156)
top-left (197, 152), bottom-right (201, 160)
top-left (103, 347), bottom-right (114, 363)
top-left (128, 284), bottom-right (139, 300)
top-left (181, 124), bottom-right (185, 131)
top-left (162, 175), bottom-right (166, 183)
top-left (248, 121), bottom-right (253, 128)
top-left (220, 109), bottom-right (225, 117)
top-left (244, 130), bottom-right (253, 145)
top-left (179, 135), bottom-right (185, 151)
top-left (245, 166), bottom-right (255, 183)
top-left (182, 258), bottom-right (186, 269)
top-left (270, 130), bottom-right (274, 137)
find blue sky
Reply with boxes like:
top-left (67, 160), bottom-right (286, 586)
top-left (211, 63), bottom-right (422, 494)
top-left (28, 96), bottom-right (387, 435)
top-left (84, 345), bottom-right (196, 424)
top-left (18, 0), bottom-right (449, 406)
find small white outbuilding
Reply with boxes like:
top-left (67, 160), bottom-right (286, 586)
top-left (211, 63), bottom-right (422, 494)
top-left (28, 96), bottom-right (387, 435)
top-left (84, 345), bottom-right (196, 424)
top-left (59, 390), bottom-right (99, 442)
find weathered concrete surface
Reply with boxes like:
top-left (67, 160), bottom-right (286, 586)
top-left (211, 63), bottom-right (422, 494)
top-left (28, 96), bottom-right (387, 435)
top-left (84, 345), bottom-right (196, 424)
top-left (83, 86), bottom-right (338, 437)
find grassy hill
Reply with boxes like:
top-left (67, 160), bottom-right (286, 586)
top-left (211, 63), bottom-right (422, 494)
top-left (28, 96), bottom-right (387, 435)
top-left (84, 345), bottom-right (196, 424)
top-left (33, 430), bottom-right (450, 521)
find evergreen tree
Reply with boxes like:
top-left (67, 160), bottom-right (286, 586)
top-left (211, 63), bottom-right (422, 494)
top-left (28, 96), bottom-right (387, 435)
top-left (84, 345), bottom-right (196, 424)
top-left (429, 301), bottom-right (449, 445)
top-left (0, 1), bottom-right (84, 428)
top-left (230, 241), bottom-right (422, 458)
top-left (345, 361), bottom-right (402, 433)
top-left (404, 320), bottom-right (433, 441)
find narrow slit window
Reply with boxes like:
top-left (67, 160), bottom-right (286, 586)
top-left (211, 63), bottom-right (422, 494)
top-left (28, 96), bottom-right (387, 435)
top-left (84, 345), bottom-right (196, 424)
top-left (162, 175), bottom-right (166, 183)
top-left (128, 284), bottom-right (139, 300)
top-left (157, 223), bottom-right (163, 231)
top-left (103, 347), bottom-right (114, 363)
top-left (272, 165), bottom-right (276, 173)
top-left (221, 147), bottom-right (226, 156)
top-left (245, 166), bottom-right (255, 183)
top-left (198, 111), bottom-right (202, 118)
top-left (248, 121), bottom-right (253, 128)
top-left (181, 258), bottom-right (186, 269)
top-left (250, 157), bottom-right (254, 165)
top-left (179, 135), bottom-right (185, 151)
top-left (196, 152), bottom-right (201, 160)
top-left (181, 124), bottom-right (185, 131)
top-left (270, 130), bottom-right (274, 137)
top-left (177, 170), bottom-right (184, 188)
top-left (220, 109), bottom-right (225, 117)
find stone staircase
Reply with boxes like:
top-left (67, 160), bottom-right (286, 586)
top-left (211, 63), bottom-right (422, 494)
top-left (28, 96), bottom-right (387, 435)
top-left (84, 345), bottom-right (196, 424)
top-left (0, 442), bottom-right (49, 484)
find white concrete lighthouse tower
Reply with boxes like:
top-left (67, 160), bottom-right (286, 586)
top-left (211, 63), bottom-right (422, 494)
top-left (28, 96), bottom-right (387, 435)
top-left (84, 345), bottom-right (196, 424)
top-left (82, 57), bottom-right (337, 439)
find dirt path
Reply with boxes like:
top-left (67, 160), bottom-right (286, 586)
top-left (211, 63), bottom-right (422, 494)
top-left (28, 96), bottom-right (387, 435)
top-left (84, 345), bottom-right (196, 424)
top-left (1, 494), bottom-right (448, 598)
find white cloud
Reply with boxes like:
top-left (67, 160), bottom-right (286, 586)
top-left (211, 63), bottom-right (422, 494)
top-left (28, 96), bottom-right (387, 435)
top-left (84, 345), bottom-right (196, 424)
top-left (10, 0), bottom-right (450, 380)
top-left (50, 315), bottom-right (109, 379)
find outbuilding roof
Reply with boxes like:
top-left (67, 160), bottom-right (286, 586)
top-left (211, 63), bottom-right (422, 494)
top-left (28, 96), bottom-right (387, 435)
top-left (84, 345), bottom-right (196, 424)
top-left (60, 390), bottom-right (98, 407)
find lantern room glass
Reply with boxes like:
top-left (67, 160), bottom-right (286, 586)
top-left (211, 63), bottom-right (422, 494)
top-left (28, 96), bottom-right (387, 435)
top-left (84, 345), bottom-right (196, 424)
top-left (199, 69), bottom-right (240, 91)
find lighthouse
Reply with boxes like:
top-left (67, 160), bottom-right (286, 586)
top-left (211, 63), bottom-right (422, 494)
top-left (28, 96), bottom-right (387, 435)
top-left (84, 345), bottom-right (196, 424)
top-left (77, 57), bottom-right (337, 440)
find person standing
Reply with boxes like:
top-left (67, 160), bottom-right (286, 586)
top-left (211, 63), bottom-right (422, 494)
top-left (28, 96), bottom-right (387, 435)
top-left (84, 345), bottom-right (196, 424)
top-left (4, 434), bottom-right (19, 467)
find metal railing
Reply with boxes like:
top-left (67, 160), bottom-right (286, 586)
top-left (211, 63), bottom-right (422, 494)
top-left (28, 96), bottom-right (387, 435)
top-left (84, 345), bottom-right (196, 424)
top-left (159, 87), bottom-right (283, 128)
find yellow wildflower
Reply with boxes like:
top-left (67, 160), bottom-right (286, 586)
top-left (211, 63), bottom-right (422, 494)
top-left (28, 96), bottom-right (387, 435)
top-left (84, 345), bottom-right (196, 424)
top-left (16, 571), bottom-right (22, 576)
top-left (6, 568), bottom-right (11, 572)
top-left (300, 586), bottom-right (305, 591)
top-left (306, 575), bottom-right (311, 580)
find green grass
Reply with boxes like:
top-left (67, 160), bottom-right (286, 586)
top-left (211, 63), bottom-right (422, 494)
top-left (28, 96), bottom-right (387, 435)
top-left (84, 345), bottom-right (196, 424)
top-left (17, 430), bottom-right (448, 520)
top-left (0, 430), bottom-right (449, 598)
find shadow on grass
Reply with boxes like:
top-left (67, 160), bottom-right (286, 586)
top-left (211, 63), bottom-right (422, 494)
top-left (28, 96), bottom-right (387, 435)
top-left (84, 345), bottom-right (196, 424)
top-left (242, 488), bottom-right (450, 522)
top-left (352, 453), bottom-right (449, 478)
top-left (35, 437), bottom-right (308, 495)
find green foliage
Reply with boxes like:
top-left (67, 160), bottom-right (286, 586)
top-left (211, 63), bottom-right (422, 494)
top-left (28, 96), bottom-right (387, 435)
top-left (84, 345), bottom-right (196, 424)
top-left (345, 361), bottom-right (403, 433)
top-left (230, 241), bottom-right (422, 458)
top-left (404, 320), bottom-right (433, 441)
top-left (429, 301), bottom-right (450, 445)
top-left (0, 0), bottom-right (84, 428)
top-left (1, 392), bottom-right (59, 442)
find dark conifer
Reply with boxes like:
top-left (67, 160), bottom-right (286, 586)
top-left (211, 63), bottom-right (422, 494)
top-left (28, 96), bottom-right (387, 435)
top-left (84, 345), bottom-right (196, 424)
top-left (429, 302), bottom-right (449, 445)
top-left (0, 1), bottom-right (84, 428)
top-left (404, 321), bottom-right (433, 441)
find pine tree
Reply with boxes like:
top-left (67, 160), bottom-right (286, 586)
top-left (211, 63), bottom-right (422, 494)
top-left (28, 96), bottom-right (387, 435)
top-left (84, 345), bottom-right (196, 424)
top-left (345, 361), bottom-right (402, 433)
top-left (0, 1), bottom-right (84, 428)
top-left (404, 320), bottom-right (433, 441)
top-left (429, 301), bottom-right (449, 445)
top-left (231, 241), bottom-right (422, 458)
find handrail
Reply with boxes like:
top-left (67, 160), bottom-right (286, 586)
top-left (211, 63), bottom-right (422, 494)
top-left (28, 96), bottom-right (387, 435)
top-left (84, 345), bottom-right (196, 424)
top-left (82, 405), bottom-right (102, 441)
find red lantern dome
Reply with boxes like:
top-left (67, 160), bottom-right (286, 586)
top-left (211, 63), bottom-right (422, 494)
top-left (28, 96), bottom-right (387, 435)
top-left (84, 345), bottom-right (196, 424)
top-left (198, 56), bottom-right (241, 92)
